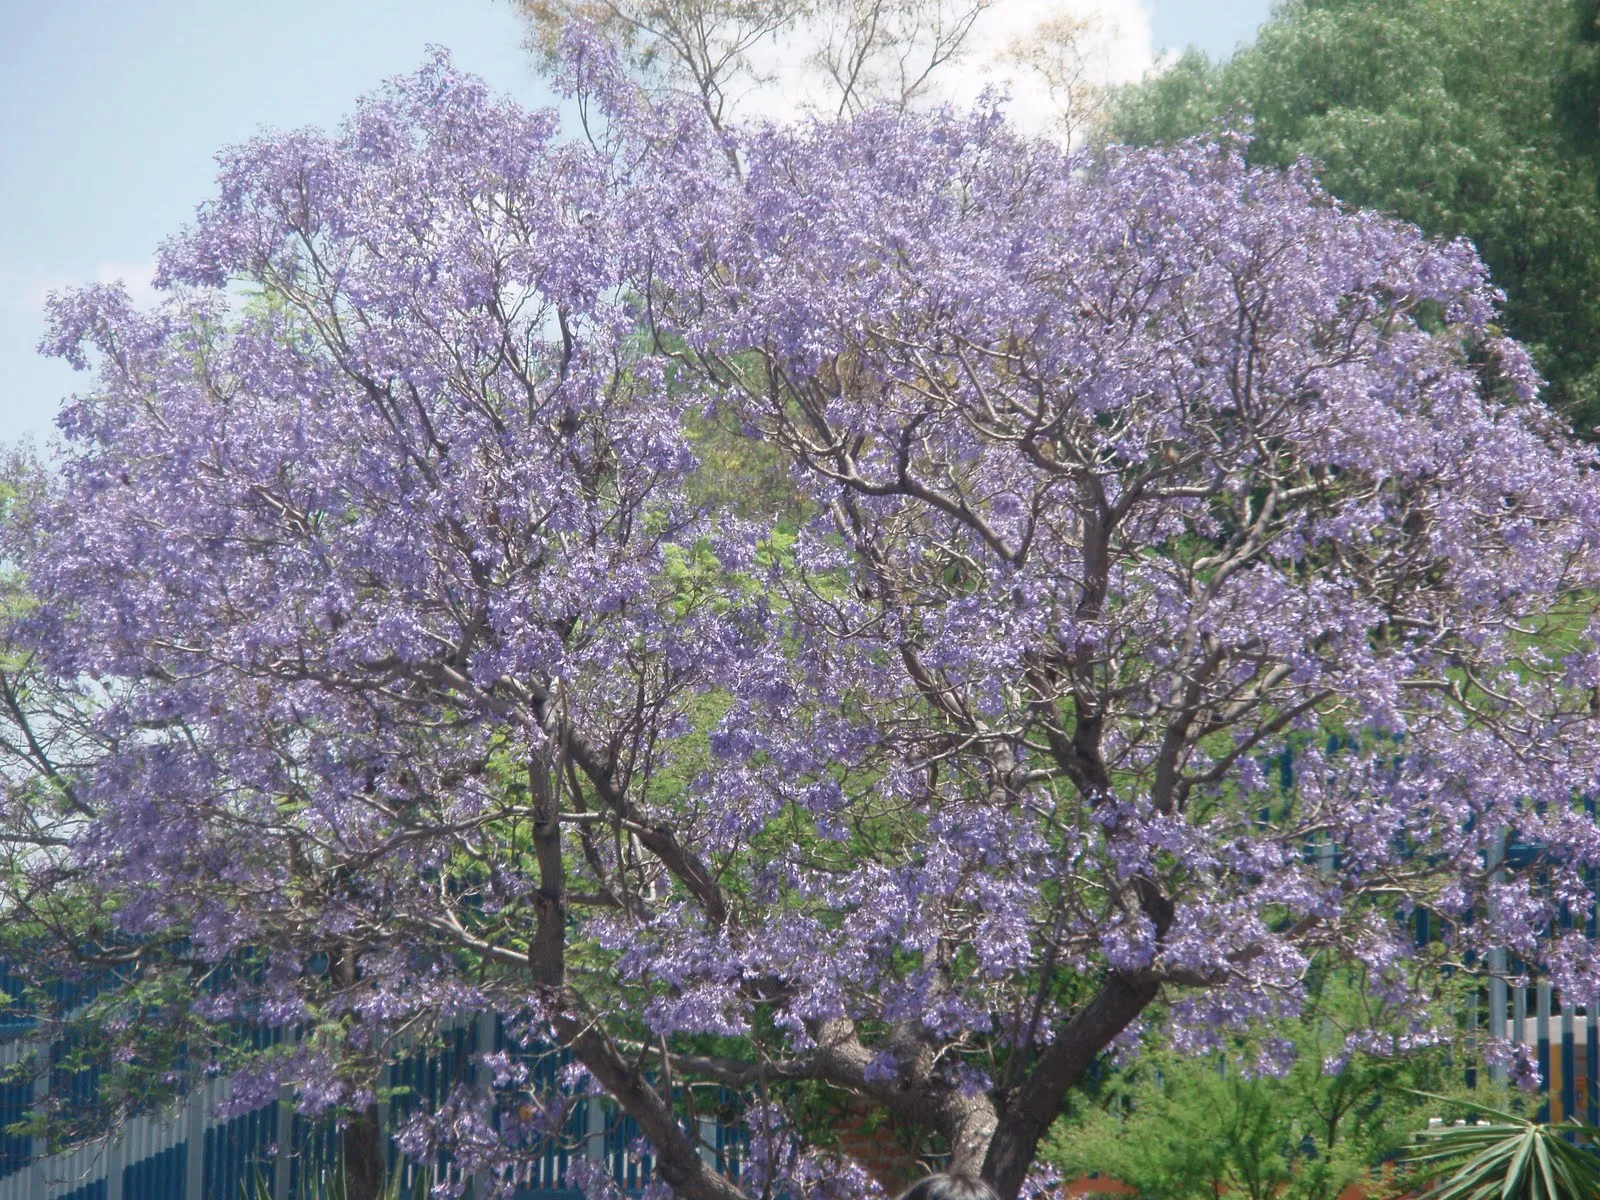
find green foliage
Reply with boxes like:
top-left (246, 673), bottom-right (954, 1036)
top-left (1104, 0), bottom-right (1600, 430)
top-left (246, 1158), bottom-right (434, 1200)
top-left (682, 404), bottom-right (799, 524)
top-left (1402, 1092), bottom-right (1600, 1200)
top-left (1040, 975), bottom-right (1490, 1200)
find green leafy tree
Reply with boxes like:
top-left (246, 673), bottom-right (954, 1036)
top-left (1104, 0), bottom-right (1600, 431)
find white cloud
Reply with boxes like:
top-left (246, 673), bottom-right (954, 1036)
top-left (945, 0), bottom-right (1155, 137)
top-left (736, 0), bottom-right (1156, 139)
top-left (94, 261), bottom-right (160, 309)
top-left (0, 267), bottom-right (71, 314)
top-left (0, 261), bottom-right (160, 316)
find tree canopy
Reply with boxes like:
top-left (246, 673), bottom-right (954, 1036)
top-left (5, 39), bottom-right (1600, 1200)
top-left (1104, 0), bottom-right (1600, 433)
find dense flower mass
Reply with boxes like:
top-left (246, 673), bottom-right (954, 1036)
top-left (5, 42), bottom-right (1600, 1200)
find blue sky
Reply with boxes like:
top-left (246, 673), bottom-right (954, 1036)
top-left (0, 0), bottom-right (1273, 450)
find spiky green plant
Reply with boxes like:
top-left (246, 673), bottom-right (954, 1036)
top-left (1402, 1091), bottom-right (1600, 1200)
top-left (244, 1158), bottom-right (434, 1200)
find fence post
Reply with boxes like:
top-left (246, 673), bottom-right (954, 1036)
top-left (184, 1079), bottom-right (207, 1200)
top-left (1562, 997), bottom-right (1578, 1122)
top-left (105, 1131), bottom-right (124, 1200)
top-left (1588, 997), bottom-right (1599, 1126)
top-left (697, 1116), bottom-right (716, 1169)
top-left (1537, 983), bottom-right (1553, 1122)
top-left (1487, 834), bottom-right (1508, 1085)
top-left (29, 1039), bottom-right (49, 1200)
top-left (470, 1011), bottom-right (496, 1200)
top-left (273, 1092), bottom-right (293, 1199)
top-left (585, 1094), bottom-right (606, 1163)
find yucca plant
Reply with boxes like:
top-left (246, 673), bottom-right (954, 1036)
top-left (1402, 1091), bottom-right (1600, 1200)
top-left (244, 1159), bottom-right (434, 1200)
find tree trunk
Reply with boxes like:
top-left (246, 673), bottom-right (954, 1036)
top-left (557, 1014), bottom-right (750, 1200)
top-left (982, 974), bottom-right (1158, 1200)
top-left (341, 1101), bottom-right (387, 1200)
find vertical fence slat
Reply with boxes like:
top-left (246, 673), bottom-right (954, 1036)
top-left (1562, 998), bottom-right (1578, 1122)
top-left (1538, 983), bottom-right (1553, 1122)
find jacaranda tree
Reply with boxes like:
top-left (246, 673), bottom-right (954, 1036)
top-left (6, 38), bottom-right (1600, 1200)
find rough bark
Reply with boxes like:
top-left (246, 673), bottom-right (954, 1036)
top-left (981, 973), bottom-right (1159, 1200)
top-left (528, 750), bottom-right (567, 988)
top-left (341, 1102), bottom-right (387, 1200)
top-left (557, 1015), bottom-right (750, 1200)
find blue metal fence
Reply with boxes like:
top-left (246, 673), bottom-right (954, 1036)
top-left (203, 1104), bottom-right (277, 1200)
top-left (2, 743), bottom-right (1595, 1195)
top-left (123, 1143), bottom-right (185, 1200)
top-left (0, 1074), bottom-right (30, 1179)
top-left (0, 1010), bottom-right (737, 1200)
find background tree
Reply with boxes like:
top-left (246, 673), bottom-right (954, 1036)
top-left (6, 44), bottom-right (1600, 1200)
top-left (1103, 0), bottom-right (1600, 433)
top-left (517, 0), bottom-right (806, 127)
top-left (513, 0), bottom-right (1120, 137)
